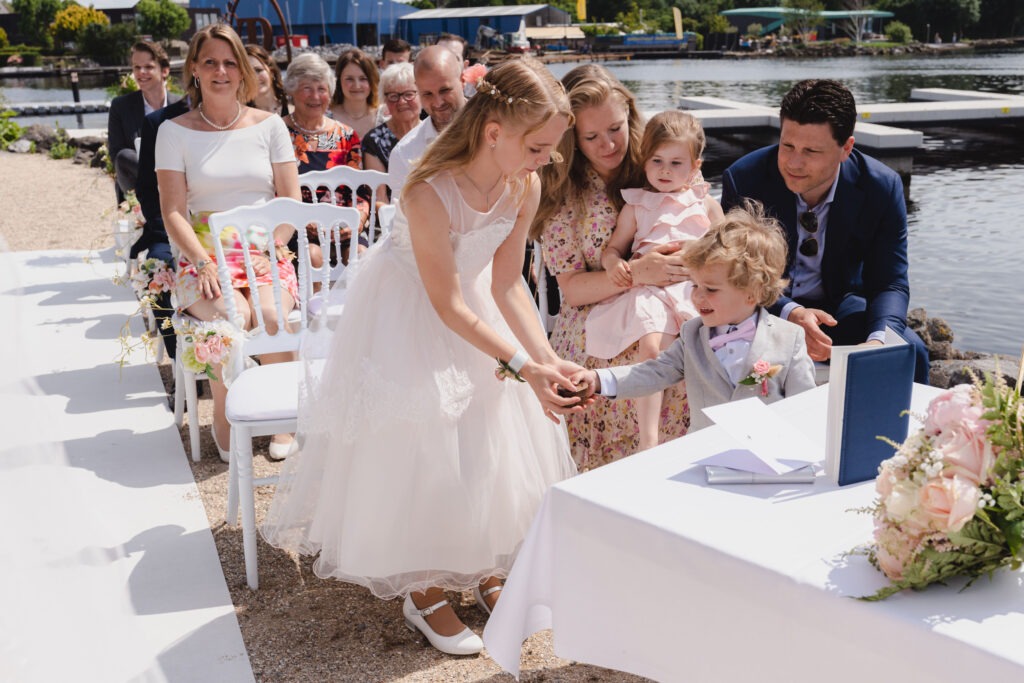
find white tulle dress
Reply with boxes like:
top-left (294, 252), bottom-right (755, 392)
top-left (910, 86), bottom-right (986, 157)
top-left (261, 172), bottom-right (577, 599)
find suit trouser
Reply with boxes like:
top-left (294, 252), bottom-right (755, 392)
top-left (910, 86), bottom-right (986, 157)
top-left (797, 293), bottom-right (930, 384)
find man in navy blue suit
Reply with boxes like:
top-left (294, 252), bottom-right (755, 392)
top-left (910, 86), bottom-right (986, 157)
top-left (721, 79), bottom-right (929, 383)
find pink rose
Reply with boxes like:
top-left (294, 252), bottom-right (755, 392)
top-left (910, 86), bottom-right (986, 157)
top-left (193, 335), bottom-right (226, 365)
top-left (192, 338), bottom-right (212, 364)
top-left (936, 421), bottom-right (994, 485)
top-left (919, 474), bottom-right (980, 533)
top-left (752, 359), bottom-right (771, 375)
top-left (923, 384), bottom-right (982, 435)
top-left (876, 461), bottom-right (898, 499)
top-left (875, 544), bottom-right (905, 581)
top-left (151, 269), bottom-right (175, 292)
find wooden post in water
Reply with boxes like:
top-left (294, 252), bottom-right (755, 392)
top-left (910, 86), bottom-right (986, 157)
top-left (69, 71), bottom-right (84, 129)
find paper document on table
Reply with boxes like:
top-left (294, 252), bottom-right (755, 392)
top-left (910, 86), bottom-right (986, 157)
top-left (701, 397), bottom-right (816, 474)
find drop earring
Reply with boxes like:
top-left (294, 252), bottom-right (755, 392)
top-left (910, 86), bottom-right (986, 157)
top-left (193, 75), bottom-right (200, 89)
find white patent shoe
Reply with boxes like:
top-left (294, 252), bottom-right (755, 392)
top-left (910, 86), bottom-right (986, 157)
top-left (402, 595), bottom-right (483, 656)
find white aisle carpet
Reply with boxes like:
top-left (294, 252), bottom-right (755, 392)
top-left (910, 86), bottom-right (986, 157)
top-left (0, 249), bottom-right (254, 682)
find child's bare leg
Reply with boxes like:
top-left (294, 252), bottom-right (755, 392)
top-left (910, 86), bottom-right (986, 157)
top-left (636, 332), bottom-right (672, 451)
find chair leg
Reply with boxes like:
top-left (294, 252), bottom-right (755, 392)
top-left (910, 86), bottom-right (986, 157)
top-left (173, 353), bottom-right (184, 428)
top-left (185, 370), bottom-right (200, 462)
top-left (234, 425), bottom-right (260, 589)
top-left (226, 435), bottom-right (239, 526)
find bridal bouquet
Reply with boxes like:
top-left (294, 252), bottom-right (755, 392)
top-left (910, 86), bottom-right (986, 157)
top-left (176, 319), bottom-right (244, 382)
top-left (863, 373), bottom-right (1024, 600)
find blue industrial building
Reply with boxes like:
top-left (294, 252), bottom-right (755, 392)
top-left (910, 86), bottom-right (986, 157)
top-left (187, 0), bottom-right (418, 47)
top-left (395, 5), bottom-right (571, 49)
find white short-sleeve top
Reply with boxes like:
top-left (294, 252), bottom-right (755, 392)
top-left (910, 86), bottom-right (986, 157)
top-left (154, 114), bottom-right (296, 216)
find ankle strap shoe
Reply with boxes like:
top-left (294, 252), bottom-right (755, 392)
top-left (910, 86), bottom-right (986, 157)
top-left (402, 595), bottom-right (482, 656)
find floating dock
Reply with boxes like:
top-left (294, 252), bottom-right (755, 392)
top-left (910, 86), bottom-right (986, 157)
top-left (7, 100), bottom-right (110, 117)
top-left (675, 88), bottom-right (1024, 150)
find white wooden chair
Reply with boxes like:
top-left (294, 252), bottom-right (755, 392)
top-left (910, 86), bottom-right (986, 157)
top-left (297, 167), bottom-right (390, 269)
top-left (211, 198), bottom-right (354, 590)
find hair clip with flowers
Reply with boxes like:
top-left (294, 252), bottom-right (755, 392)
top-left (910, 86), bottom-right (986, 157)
top-left (476, 78), bottom-right (531, 106)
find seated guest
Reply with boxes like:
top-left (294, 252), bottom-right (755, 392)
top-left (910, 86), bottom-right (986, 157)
top-left (378, 37), bottom-right (412, 69)
top-left (282, 53), bottom-right (367, 260)
top-left (436, 31), bottom-right (469, 70)
top-left (362, 62), bottom-right (419, 201)
top-left (721, 79), bottom-right (929, 383)
top-left (133, 92), bottom-right (190, 360)
top-left (330, 48), bottom-right (382, 141)
top-left (388, 45), bottom-right (466, 199)
top-left (572, 203), bottom-right (817, 432)
top-left (245, 44), bottom-right (289, 116)
top-left (108, 40), bottom-right (180, 203)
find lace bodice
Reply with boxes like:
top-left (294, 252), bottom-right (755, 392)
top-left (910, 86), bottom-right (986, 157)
top-left (388, 173), bottom-right (517, 277)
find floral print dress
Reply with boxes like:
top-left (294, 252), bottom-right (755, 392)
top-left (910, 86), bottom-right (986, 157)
top-left (541, 168), bottom-right (690, 469)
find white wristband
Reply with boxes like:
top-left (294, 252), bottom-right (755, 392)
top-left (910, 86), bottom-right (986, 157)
top-left (508, 350), bottom-right (529, 374)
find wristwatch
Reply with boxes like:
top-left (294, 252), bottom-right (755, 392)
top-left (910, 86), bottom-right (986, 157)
top-left (194, 259), bottom-right (209, 270)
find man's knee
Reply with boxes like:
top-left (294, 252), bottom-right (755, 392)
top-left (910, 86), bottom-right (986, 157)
top-left (115, 149), bottom-right (139, 194)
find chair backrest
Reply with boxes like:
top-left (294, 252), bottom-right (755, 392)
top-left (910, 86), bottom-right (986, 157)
top-left (297, 167), bottom-right (391, 258)
top-left (206, 198), bottom-right (357, 367)
top-left (377, 203), bottom-right (396, 237)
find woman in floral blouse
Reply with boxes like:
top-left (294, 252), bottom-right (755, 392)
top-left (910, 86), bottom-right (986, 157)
top-left (531, 65), bottom-right (691, 469)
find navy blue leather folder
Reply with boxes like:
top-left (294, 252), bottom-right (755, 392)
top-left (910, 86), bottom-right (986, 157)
top-left (825, 340), bottom-right (916, 486)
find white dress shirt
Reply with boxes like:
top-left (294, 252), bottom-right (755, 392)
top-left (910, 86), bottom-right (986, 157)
top-left (388, 116), bottom-right (440, 201)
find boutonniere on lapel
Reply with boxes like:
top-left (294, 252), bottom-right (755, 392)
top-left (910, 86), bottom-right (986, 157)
top-left (739, 359), bottom-right (782, 396)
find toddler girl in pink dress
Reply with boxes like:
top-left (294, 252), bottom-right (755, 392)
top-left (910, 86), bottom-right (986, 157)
top-left (585, 111), bottom-right (724, 450)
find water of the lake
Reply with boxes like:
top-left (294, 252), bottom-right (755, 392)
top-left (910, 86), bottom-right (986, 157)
top-left (3, 50), bottom-right (1023, 355)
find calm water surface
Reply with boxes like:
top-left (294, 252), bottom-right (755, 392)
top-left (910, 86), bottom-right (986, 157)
top-left (4, 51), bottom-right (1023, 354)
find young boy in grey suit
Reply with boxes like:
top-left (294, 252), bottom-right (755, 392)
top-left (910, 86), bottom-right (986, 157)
top-left (572, 202), bottom-right (817, 433)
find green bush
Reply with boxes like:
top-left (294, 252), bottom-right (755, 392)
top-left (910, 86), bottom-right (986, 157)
top-left (48, 122), bottom-right (76, 159)
top-left (885, 21), bottom-right (912, 44)
top-left (1, 45), bottom-right (43, 67)
top-left (77, 21), bottom-right (138, 66)
top-left (1, 110), bottom-right (25, 148)
top-left (0, 27), bottom-right (9, 49)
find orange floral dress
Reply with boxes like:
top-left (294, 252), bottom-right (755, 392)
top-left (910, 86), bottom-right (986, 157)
top-left (540, 168), bottom-right (690, 469)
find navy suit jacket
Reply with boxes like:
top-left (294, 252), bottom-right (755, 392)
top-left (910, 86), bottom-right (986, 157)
top-left (131, 98), bottom-right (190, 259)
top-left (720, 145), bottom-right (910, 337)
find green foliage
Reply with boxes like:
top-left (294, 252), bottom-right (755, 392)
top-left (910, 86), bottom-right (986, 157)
top-left (408, 0), bottom-right (434, 8)
top-left (782, 0), bottom-right (825, 39)
top-left (0, 27), bottom-right (9, 49)
top-left (1, 110), bottom-right (25, 148)
top-left (0, 45), bottom-right (43, 66)
top-left (48, 122), bottom-right (76, 159)
top-left (77, 21), bottom-right (137, 66)
top-left (51, 3), bottom-right (110, 46)
top-left (745, 22), bottom-right (763, 37)
top-left (884, 20), bottom-right (912, 43)
top-left (106, 72), bottom-right (139, 99)
top-left (11, 0), bottom-right (64, 50)
top-left (135, 0), bottom-right (190, 42)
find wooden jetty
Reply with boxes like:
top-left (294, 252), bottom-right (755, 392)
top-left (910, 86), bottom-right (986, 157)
top-left (7, 100), bottom-right (110, 117)
top-left (675, 88), bottom-right (1024, 150)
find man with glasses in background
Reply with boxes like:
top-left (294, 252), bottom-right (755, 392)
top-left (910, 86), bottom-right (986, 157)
top-left (721, 79), bottom-right (929, 383)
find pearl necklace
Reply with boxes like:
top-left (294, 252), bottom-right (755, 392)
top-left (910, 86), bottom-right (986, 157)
top-left (289, 113), bottom-right (326, 136)
top-left (198, 102), bottom-right (243, 131)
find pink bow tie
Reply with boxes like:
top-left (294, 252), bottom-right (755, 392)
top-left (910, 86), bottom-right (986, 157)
top-left (708, 318), bottom-right (756, 351)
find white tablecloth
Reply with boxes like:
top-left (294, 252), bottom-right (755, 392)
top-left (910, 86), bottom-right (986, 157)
top-left (483, 383), bottom-right (1024, 682)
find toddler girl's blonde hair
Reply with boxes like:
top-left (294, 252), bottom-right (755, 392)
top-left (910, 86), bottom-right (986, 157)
top-left (638, 110), bottom-right (706, 181)
top-left (683, 200), bottom-right (790, 307)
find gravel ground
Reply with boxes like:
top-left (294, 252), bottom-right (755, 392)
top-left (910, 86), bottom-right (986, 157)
top-left (1, 152), bottom-right (650, 683)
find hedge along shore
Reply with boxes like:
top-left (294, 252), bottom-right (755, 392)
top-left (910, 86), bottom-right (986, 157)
top-left (1, 149), bottom-right (648, 682)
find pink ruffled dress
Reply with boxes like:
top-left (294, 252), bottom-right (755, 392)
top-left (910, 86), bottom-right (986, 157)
top-left (585, 184), bottom-right (712, 360)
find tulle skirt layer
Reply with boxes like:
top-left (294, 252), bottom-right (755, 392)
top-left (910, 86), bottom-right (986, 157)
top-left (261, 240), bottom-right (576, 598)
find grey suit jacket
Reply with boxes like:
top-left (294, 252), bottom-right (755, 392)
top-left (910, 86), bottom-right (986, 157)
top-left (607, 309), bottom-right (816, 431)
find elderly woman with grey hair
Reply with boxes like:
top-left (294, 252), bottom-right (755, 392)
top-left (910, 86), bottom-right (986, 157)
top-left (282, 53), bottom-right (368, 260)
top-left (362, 62), bottom-right (420, 176)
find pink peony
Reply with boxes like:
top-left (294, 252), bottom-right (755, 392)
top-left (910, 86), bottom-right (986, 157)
top-left (752, 359), bottom-right (771, 375)
top-left (150, 269), bottom-right (175, 292)
top-left (193, 335), bottom-right (226, 365)
top-left (936, 421), bottom-right (995, 485)
top-left (923, 384), bottom-right (982, 435)
top-left (462, 63), bottom-right (488, 85)
top-left (919, 474), bottom-right (980, 533)
top-left (875, 545), bottom-right (905, 581)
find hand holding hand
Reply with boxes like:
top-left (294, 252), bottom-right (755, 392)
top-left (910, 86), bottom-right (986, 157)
top-left (788, 306), bottom-right (836, 361)
top-left (607, 258), bottom-right (633, 288)
top-left (631, 244), bottom-right (688, 287)
top-left (521, 360), bottom-right (590, 423)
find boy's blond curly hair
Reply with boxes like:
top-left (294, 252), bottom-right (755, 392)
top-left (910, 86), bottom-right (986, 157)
top-left (682, 200), bottom-right (789, 308)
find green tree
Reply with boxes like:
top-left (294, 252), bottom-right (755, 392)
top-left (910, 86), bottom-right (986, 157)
top-left (51, 3), bottom-right (110, 46)
top-left (77, 20), bottom-right (136, 65)
top-left (0, 27), bottom-right (9, 48)
top-left (782, 0), bottom-right (825, 40)
top-left (135, 0), bottom-right (190, 42)
top-left (11, 0), bottom-right (65, 50)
